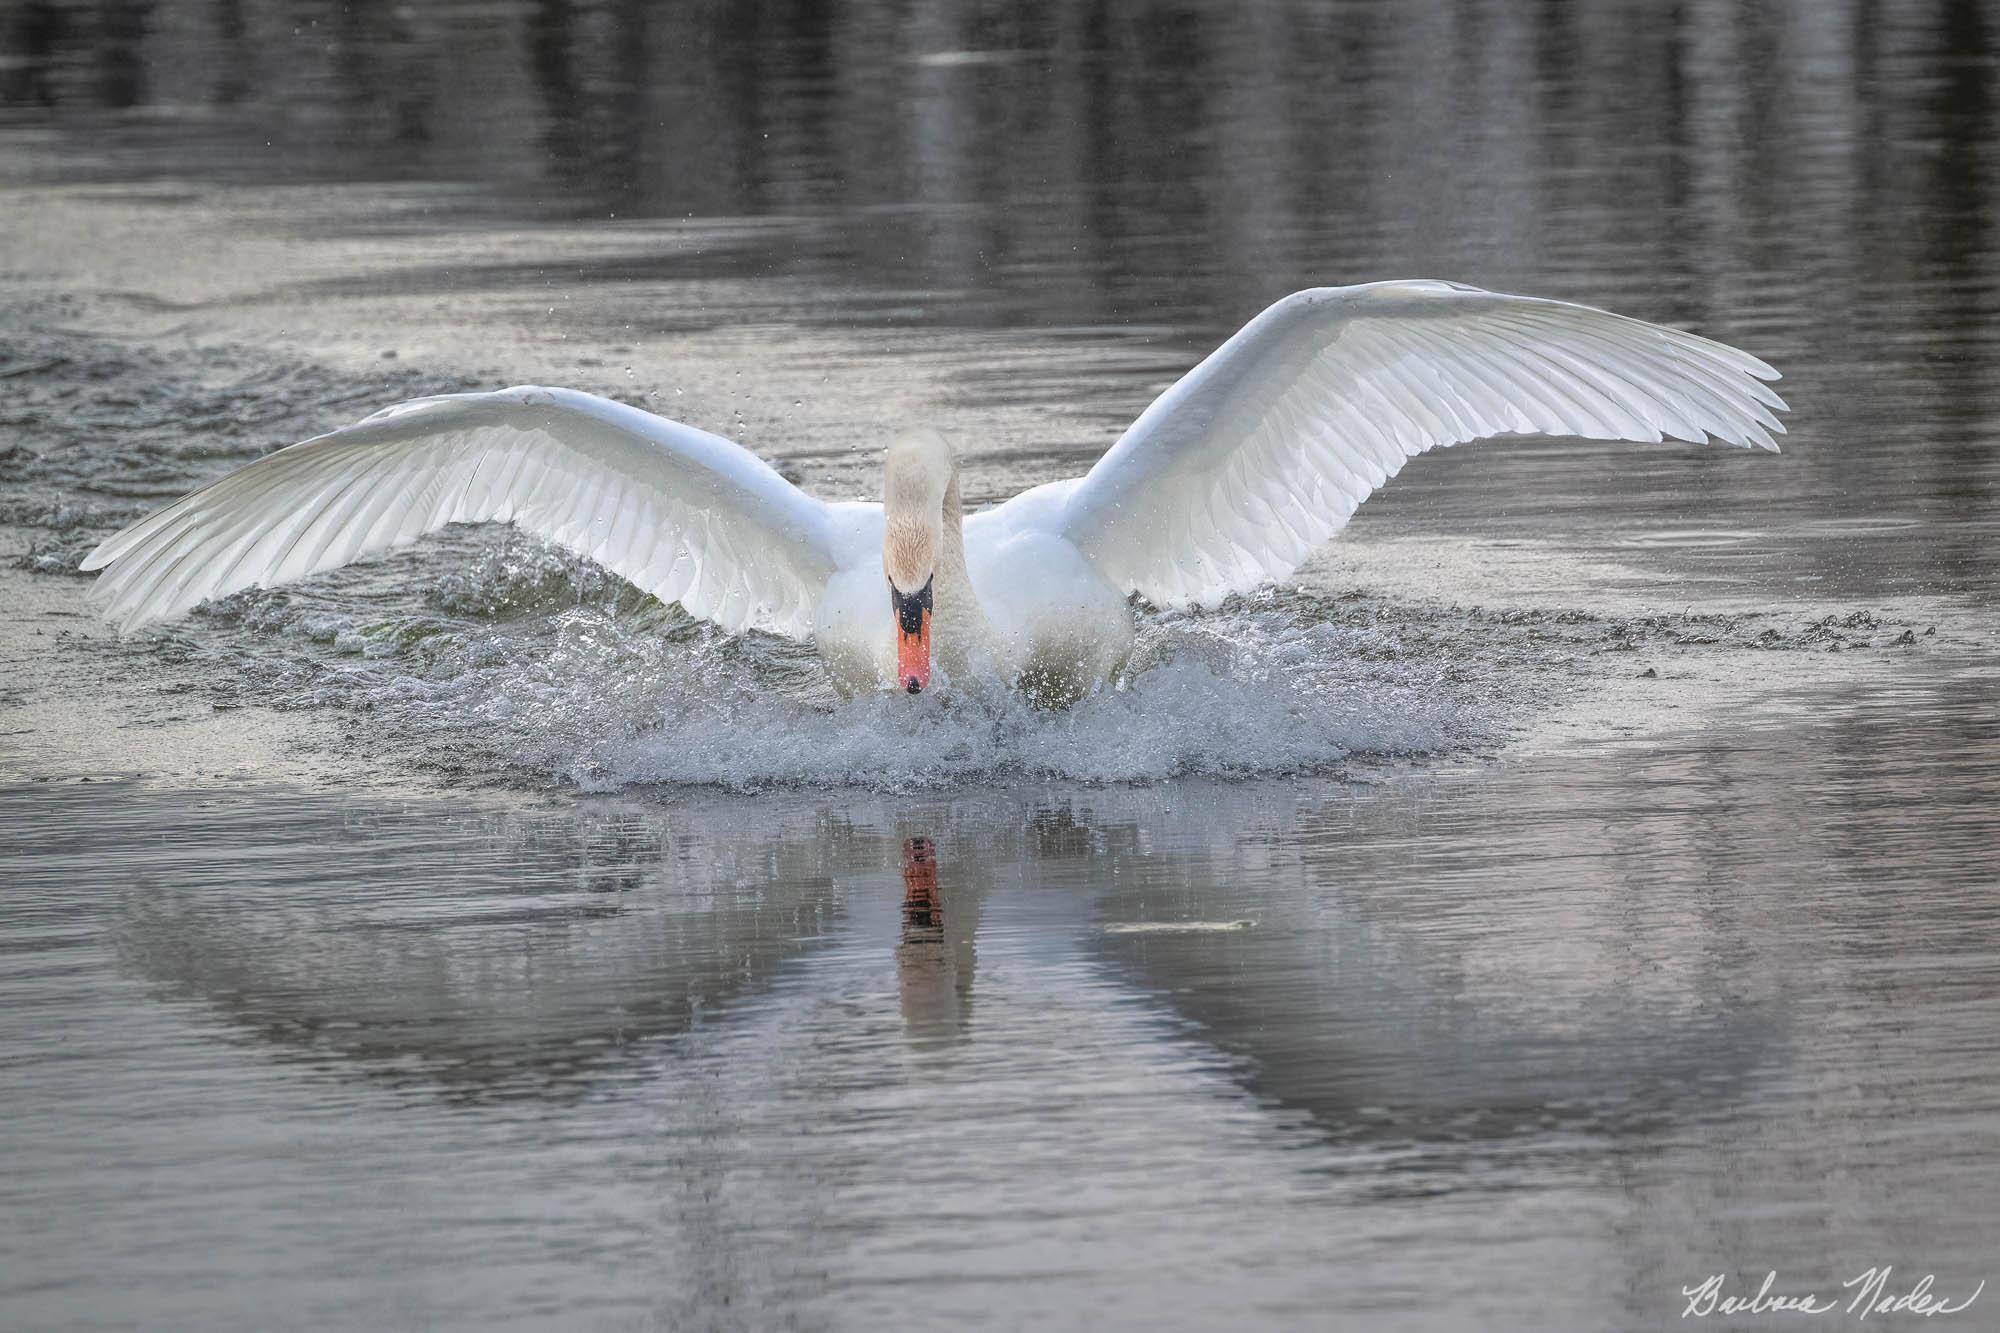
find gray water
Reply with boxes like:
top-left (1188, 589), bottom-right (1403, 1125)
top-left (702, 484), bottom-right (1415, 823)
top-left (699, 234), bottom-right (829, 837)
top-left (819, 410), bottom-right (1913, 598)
top-left (2, 1), bottom-right (1998, 1329)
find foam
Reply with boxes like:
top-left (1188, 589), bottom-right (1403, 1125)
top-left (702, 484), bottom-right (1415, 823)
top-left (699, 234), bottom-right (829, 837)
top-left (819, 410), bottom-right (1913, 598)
top-left (225, 584), bottom-right (1484, 792)
top-left (574, 649), bottom-right (1460, 791)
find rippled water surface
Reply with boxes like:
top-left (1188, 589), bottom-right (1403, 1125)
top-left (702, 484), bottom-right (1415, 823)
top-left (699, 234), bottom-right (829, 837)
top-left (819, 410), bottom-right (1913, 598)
top-left (2, 1), bottom-right (1998, 1329)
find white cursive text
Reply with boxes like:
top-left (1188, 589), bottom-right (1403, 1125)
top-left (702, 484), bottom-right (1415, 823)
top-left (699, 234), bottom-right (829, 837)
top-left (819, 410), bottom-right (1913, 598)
top-left (1681, 1269), bottom-right (1984, 1320)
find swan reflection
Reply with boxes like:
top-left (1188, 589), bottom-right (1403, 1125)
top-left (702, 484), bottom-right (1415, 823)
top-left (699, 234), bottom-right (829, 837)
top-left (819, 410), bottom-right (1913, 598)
top-left (895, 834), bottom-right (978, 1044)
top-left (91, 777), bottom-right (1789, 1141)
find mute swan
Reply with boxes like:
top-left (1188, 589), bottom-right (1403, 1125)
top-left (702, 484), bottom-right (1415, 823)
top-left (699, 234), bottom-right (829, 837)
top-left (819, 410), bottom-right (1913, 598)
top-left (82, 281), bottom-right (1787, 702)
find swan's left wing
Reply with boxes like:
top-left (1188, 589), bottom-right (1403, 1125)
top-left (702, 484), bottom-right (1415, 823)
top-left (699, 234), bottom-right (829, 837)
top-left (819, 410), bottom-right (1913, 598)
top-left (81, 387), bottom-right (839, 635)
top-left (1043, 280), bottom-right (1788, 607)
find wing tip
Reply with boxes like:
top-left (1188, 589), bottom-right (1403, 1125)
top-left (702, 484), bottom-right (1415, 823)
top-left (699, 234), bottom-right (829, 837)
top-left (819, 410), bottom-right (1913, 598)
top-left (83, 581), bottom-right (151, 634)
top-left (87, 591), bottom-right (145, 636)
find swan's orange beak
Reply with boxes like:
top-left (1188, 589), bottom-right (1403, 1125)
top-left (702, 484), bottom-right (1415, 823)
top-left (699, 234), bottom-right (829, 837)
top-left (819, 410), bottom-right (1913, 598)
top-left (898, 616), bottom-right (931, 694)
top-left (891, 577), bottom-right (933, 695)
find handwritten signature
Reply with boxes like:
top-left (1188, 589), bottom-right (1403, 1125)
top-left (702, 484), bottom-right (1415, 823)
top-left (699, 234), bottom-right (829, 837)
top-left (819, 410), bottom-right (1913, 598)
top-left (1683, 1269), bottom-right (1984, 1320)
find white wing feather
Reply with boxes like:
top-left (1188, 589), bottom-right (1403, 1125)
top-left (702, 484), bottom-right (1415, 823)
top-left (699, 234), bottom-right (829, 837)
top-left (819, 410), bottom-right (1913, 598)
top-left (81, 386), bottom-right (838, 636)
top-left (1047, 281), bottom-right (1789, 607)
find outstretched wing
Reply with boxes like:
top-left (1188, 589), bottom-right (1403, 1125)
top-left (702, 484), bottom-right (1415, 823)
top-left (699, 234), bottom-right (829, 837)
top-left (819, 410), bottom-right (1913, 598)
top-left (82, 386), bottom-right (838, 636)
top-left (1045, 280), bottom-right (1788, 607)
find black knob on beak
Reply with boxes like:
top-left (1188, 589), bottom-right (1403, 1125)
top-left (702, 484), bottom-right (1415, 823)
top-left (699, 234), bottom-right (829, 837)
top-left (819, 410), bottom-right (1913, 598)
top-left (906, 676), bottom-right (923, 694)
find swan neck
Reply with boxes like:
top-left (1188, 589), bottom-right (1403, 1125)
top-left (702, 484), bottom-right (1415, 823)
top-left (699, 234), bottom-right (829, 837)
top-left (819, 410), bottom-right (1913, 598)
top-left (939, 472), bottom-right (967, 574)
top-left (933, 469), bottom-right (995, 671)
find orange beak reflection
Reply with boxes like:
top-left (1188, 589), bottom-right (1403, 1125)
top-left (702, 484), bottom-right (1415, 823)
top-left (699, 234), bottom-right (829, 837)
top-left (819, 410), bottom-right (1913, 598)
top-left (891, 577), bottom-right (933, 694)
top-left (901, 836), bottom-right (941, 937)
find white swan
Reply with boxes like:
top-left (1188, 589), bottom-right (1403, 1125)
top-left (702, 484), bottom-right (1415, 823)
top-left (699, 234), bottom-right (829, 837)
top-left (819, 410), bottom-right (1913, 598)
top-left (82, 280), bottom-right (1787, 702)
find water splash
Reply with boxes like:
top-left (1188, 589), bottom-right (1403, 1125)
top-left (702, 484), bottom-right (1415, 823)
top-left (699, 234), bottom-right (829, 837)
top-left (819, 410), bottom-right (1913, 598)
top-left (574, 645), bottom-right (1463, 791)
top-left (187, 551), bottom-right (1483, 792)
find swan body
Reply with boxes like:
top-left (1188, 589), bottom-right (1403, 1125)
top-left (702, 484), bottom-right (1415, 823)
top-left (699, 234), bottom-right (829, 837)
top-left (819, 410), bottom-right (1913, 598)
top-left (81, 281), bottom-right (1788, 702)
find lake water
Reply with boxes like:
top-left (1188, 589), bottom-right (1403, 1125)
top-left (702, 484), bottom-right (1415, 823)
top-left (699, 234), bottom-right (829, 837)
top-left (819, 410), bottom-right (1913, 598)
top-left (2, 1), bottom-right (1997, 1329)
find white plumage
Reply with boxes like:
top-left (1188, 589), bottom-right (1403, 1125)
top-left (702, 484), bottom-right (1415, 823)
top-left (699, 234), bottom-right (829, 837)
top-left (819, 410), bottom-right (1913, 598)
top-left (83, 281), bottom-right (1787, 698)
top-left (83, 388), bottom-right (840, 637)
top-left (1052, 281), bottom-right (1784, 608)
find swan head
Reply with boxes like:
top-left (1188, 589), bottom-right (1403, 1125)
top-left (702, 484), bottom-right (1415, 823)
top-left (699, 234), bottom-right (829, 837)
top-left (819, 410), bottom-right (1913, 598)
top-left (882, 429), bottom-right (955, 694)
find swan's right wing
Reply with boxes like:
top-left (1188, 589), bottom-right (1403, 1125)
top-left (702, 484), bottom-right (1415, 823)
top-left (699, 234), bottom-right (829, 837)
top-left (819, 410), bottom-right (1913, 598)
top-left (82, 387), bottom-right (839, 636)
top-left (1041, 281), bottom-right (1787, 608)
